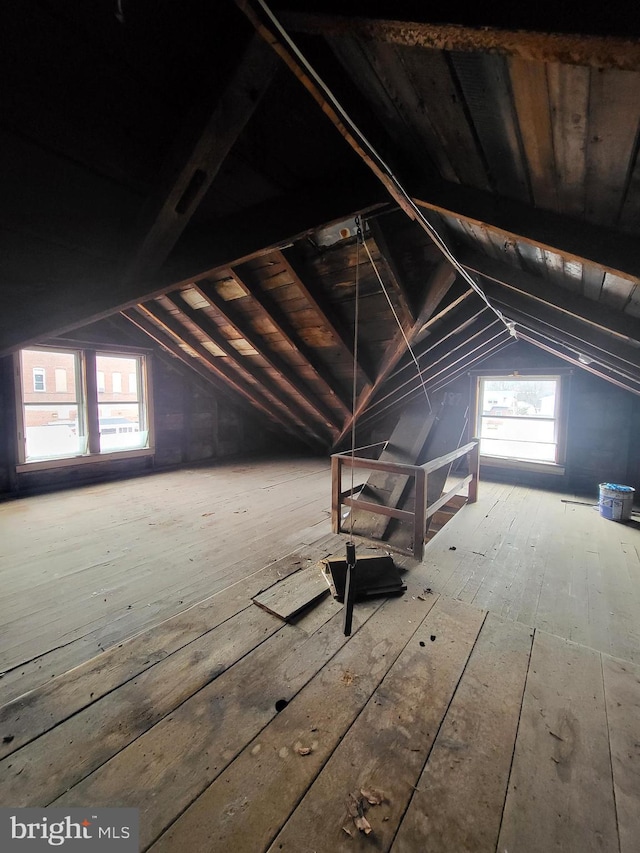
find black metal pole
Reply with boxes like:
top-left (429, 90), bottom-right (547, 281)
top-left (343, 540), bottom-right (357, 635)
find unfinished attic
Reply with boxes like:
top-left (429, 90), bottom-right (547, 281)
top-left (1, 1), bottom-right (639, 850)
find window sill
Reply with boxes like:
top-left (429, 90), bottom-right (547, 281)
top-left (480, 455), bottom-right (565, 476)
top-left (16, 447), bottom-right (154, 473)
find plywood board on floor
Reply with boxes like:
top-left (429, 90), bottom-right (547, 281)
top-left (252, 565), bottom-right (329, 620)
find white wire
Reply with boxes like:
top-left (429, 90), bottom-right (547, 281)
top-left (349, 229), bottom-right (360, 541)
top-left (361, 235), bottom-right (432, 411)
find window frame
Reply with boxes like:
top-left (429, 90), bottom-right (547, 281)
top-left (14, 344), bottom-right (155, 471)
top-left (32, 367), bottom-right (46, 392)
top-left (470, 369), bottom-right (571, 473)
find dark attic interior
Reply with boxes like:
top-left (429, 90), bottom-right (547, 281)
top-left (1, 2), bottom-right (640, 850)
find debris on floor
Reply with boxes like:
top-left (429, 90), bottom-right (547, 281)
top-left (343, 786), bottom-right (387, 836)
top-left (322, 553), bottom-right (406, 601)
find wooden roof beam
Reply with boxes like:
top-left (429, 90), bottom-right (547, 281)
top-left (516, 330), bottom-right (640, 397)
top-left (380, 297), bottom-right (489, 389)
top-left (0, 179), bottom-right (388, 357)
top-left (367, 218), bottom-right (415, 327)
top-left (277, 245), bottom-right (375, 385)
top-left (166, 292), bottom-right (339, 431)
top-left (237, 2), bottom-right (640, 285)
top-left (358, 323), bottom-right (510, 427)
top-left (120, 308), bottom-right (319, 448)
top-left (486, 289), bottom-right (640, 380)
top-left (228, 265), bottom-right (352, 419)
top-left (458, 249), bottom-right (640, 346)
top-left (492, 305), bottom-right (640, 386)
top-left (195, 280), bottom-right (340, 437)
top-left (362, 316), bottom-right (501, 422)
top-left (280, 12), bottom-right (640, 71)
top-left (332, 261), bottom-right (457, 448)
top-left (134, 302), bottom-right (326, 444)
top-left (123, 34), bottom-right (279, 284)
top-left (415, 185), bottom-right (640, 284)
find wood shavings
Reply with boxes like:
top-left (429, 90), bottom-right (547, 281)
top-left (360, 786), bottom-right (385, 805)
top-left (354, 815), bottom-right (372, 834)
top-left (345, 785), bottom-right (386, 836)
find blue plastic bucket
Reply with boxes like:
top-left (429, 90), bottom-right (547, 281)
top-left (599, 483), bottom-right (635, 521)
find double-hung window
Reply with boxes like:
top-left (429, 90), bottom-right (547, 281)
top-left (475, 374), bottom-right (567, 466)
top-left (15, 346), bottom-right (153, 468)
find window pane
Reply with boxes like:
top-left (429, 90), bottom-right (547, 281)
top-left (98, 403), bottom-right (147, 451)
top-left (18, 349), bottom-right (150, 463)
top-left (96, 353), bottom-right (148, 452)
top-left (33, 368), bottom-right (45, 392)
top-left (478, 377), bottom-right (560, 463)
top-left (20, 349), bottom-right (85, 461)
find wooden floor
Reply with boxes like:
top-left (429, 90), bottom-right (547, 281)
top-left (1, 459), bottom-right (639, 851)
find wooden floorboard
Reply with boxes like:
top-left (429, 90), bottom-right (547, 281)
top-left (267, 597), bottom-right (486, 852)
top-left (498, 631), bottom-right (619, 853)
top-left (148, 574), bottom-right (440, 853)
top-left (602, 654), bottom-right (640, 853)
top-left (0, 457), bottom-right (335, 697)
top-left (0, 538), bottom-right (336, 761)
top-left (1, 460), bottom-right (638, 852)
top-left (392, 615), bottom-right (533, 853)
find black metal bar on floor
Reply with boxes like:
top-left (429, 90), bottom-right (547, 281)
top-left (343, 541), bottom-right (357, 636)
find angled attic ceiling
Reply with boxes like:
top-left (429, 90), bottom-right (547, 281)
top-left (1, 0), bottom-right (640, 451)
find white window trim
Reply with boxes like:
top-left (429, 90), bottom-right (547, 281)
top-left (33, 367), bottom-right (46, 392)
top-left (15, 346), bottom-right (155, 470)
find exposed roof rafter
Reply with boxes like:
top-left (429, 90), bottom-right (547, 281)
top-left (196, 279), bottom-right (340, 437)
top-left (134, 301), bottom-right (326, 443)
top-left (227, 265), bottom-right (352, 418)
top-left (333, 260), bottom-right (457, 448)
top-left (517, 329), bottom-right (640, 396)
top-left (120, 307), bottom-right (320, 449)
top-left (123, 34), bottom-right (280, 284)
top-left (280, 11), bottom-right (640, 71)
top-left (278, 245), bottom-right (375, 385)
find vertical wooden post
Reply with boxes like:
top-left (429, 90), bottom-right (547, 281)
top-left (468, 438), bottom-right (480, 503)
top-left (331, 454), bottom-right (341, 533)
top-left (413, 467), bottom-right (427, 561)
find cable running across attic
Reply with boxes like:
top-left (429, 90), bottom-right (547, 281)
top-left (240, 0), bottom-right (518, 340)
top-left (360, 222), bottom-right (432, 411)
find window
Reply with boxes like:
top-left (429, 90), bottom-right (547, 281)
top-left (33, 367), bottom-right (46, 392)
top-left (128, 372), bottom-right (137, 393)
top-left (16, 347), bottom-right (153, 467)
top-left (96, 354), bottom-right (147, 453)
top-left (476, 374), bottom-right (566, 465)
top-left (55, 368), bottom-right (67, 392)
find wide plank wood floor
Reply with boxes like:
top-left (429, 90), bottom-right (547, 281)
top-left (1, 458), bottom-right (639, 851)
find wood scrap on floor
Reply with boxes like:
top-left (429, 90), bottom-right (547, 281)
top-left (322, 553), bottom-right (406, 601)
top-left (252, 567), bottom-right (329, 621)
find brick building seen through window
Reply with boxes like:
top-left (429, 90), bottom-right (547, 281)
top-left (18, 348), bottom-right (150, 462)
